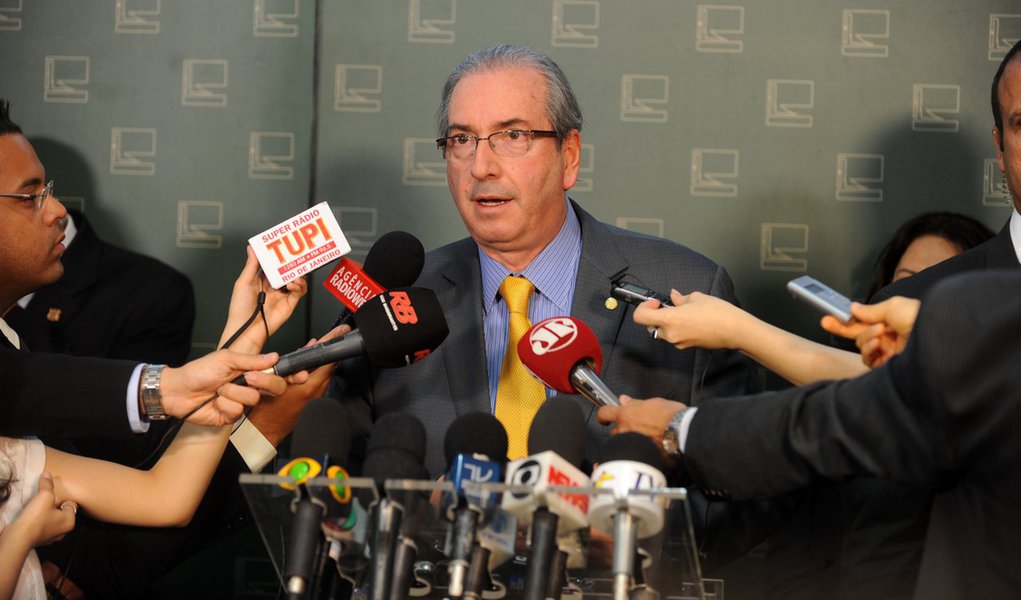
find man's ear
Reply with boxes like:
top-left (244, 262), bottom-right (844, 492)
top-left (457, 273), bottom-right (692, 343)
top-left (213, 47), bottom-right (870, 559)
top-left (560, 129), bottom-right (581, 191)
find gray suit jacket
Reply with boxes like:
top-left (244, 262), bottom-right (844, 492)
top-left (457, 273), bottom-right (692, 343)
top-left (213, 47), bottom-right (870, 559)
top-left (683, 270), bottom-right (1021, 599)
top-left (333, 201), bottom-right (759, 477)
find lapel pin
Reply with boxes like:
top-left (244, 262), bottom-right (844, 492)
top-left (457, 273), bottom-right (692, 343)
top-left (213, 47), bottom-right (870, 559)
top-left (46, 308), bottom-right (62, 322)
top-left (604, 297), bottom-right (619, 311)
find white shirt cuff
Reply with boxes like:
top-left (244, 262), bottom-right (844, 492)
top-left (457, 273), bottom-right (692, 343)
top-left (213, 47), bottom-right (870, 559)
top-left (230, 419), bottom-right (277, 473)
top-left (126, 363), bottom-right (148, 434)
top-left (678, 406), bottom-right (699, 453)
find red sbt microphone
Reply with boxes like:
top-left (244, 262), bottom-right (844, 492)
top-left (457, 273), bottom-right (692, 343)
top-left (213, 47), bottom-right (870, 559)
top-left (517, 316), bottom-right (620, 408)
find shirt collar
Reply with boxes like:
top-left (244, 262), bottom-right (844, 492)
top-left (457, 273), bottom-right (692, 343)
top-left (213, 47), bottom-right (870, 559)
top-left (1010, 207), bottom-right (1021, 265)
top-left (480, 197), bottom-right (581, 314)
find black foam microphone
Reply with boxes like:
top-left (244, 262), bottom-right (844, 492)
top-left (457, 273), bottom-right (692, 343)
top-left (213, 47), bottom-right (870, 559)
top-left (523, 398), bottom-right (589, 600)
top-left (360, 413), bottom-right (429, 600)
top-left (589, 433), bottom-right (668, 600)
top-left (233, 287), bottom-right (449, 386)
top-left (280, 398), bottom-right (352, 600)
top-left (441, 413), bottom-right (509, 599)
top-left (331, 231), bottom-right (425, 329)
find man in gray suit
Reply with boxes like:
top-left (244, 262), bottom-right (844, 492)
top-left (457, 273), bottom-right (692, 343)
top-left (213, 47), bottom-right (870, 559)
top-left (332, 45), bottom-right (758, 485)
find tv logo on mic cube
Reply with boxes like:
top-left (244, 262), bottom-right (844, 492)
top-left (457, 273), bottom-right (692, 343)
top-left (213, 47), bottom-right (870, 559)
top-left (443, 455), bottom-right (502, 520)
top-left (250, 202), bottom-right (350, 288)
top-left (526, 317), bottom-right (577, 355)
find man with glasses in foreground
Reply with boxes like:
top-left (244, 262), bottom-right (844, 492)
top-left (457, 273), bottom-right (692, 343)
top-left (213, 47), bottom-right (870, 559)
top-left (332, 44), bottom-right (765, 566)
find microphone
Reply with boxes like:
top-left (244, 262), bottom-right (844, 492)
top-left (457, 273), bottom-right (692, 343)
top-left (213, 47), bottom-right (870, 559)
top-left (518, 316), bottom-right (620, 408)
top-left (325, 231), bottom-right (425, 329)
top-left (501, 398), bottom-right (590, 600)
top-left (441, 413), bottom-right (508, 599)
top-left (279, 398), bottom-right (352, 600)
top-left (233, 287), bottom-right (449, 385)
top-left (589, 433), bottom-right (668, 600)
top-left (360, 413), bottom-right (429, 600)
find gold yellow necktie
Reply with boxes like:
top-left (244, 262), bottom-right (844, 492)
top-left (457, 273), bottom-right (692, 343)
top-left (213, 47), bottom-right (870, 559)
top-left (494, 276), bottom-right (546, 460)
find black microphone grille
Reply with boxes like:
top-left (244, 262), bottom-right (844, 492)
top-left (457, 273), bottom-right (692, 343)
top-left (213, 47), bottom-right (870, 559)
top-left (527, 397), bottom-right (587, 469)
top-left (353, 287), bottom-right (449, 368)
top-left (367, 412), bottom-right (427, 457)
top-left (290, 397), bottom-right (352, 467)
top-left (443, 412), bottom-right (509, 468)
top-left (599, 432), bottom-right (665, 473)
top-left (362, 231), bottom-right (425, 289)
top-left (363, 413), bottom-right (428, 482)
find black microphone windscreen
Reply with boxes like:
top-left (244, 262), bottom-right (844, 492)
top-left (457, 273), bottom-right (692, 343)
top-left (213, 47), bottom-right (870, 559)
top-left (290, 397), bottom-right (352, 466)
top-left (443, 412), bottom-right (509, 468)
top-left (363, 413), bottom-right (429, 484)
top-left (352, 287), bottom-right (449, 368)
top-left (366, 412), bottom-right (427, 459)
top-left (363, 447), bottom-right (431, 482)
top-left (362, 231), bottom-right (425, 289)
top-left (599, 432), bottom-right (665, 472)
top-left (527, 397), bottom-right (587, 469)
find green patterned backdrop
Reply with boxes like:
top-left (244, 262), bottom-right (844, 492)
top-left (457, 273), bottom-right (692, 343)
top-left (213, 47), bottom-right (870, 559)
top-left (2, 0), bottom-right (1018, 596)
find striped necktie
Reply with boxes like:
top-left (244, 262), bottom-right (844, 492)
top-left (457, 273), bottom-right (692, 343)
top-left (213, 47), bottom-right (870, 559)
top-left (494, 276), bottom-right (546, 460)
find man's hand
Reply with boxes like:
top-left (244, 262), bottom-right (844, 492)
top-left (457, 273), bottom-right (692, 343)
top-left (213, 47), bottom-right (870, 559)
top-left (246, 324), bottom-right (351, 447)
top-left (822, 296), bottom-right (921, 368)
top-left (596, 395), bottom-right (687, 447)
top-left (160, 350), bottom-right (288, 426)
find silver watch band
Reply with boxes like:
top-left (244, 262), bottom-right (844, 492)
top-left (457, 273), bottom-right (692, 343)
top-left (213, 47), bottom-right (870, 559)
top-left (140, 364), bottom-right (168, 421)
top-left (662, 407), bottom-right (688, 459)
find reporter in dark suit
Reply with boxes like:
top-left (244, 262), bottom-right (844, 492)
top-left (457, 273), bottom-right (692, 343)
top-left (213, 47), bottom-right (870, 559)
top-left (601, 269), bottom-right (1021, 599)
top-left (5, 208), bottom-right (195, 367)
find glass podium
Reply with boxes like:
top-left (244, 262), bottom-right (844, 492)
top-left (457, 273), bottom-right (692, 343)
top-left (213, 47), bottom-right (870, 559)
top-left (240, 474), bottom-right (717, 599)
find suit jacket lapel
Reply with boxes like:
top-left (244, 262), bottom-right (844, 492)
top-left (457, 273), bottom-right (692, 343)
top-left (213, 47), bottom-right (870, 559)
top-left (569, 202), bottom-right (630, 416)
top-left (435, 239), bottom-right (492, 417)
top-left (984, 222), bottom-right (1020, 269)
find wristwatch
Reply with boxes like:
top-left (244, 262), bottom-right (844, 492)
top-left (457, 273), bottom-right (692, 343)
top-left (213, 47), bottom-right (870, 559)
top-left (140, 364), bottom-right (169, 421)
top-left (661, 407), bottom-right (689, 459)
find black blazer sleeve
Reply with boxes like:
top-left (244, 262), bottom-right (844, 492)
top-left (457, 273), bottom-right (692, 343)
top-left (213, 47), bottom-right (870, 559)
top-left (0, 349), bottom-right (138, 438)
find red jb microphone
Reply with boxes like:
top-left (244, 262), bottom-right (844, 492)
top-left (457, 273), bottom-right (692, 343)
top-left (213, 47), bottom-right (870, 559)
top-left (517, 316), bottom-right (620, 407)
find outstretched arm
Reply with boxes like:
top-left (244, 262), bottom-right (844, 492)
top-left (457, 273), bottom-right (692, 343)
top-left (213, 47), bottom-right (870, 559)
top-left (44, 421), bottom-right (236, 528)
top-left (634, 289), bottom-right (867, 385)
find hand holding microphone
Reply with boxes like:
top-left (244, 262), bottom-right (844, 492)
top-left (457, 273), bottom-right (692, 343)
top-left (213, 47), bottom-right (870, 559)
top-left (232, 286), bottom-right (449, 385)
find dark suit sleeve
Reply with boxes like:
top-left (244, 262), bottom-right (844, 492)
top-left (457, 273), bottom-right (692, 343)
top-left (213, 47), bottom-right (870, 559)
top-left (0, 349), bottom-right (139, 438)
top-left (680, 270), bottom-right (1014, 499)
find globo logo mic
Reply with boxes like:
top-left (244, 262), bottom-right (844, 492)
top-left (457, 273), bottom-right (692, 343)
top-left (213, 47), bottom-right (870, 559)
top-left (527, 317), bottom-right (577, 355)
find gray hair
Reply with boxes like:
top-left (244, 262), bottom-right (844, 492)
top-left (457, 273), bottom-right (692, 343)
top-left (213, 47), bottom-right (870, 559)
top-left (436, 44), bottom-right (583, 147)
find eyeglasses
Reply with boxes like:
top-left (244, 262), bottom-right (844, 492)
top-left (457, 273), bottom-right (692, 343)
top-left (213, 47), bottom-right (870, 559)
top-left (0, 180), bottom-right (54, 211)
top-left (436, 129), bottom-right (557, 160)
